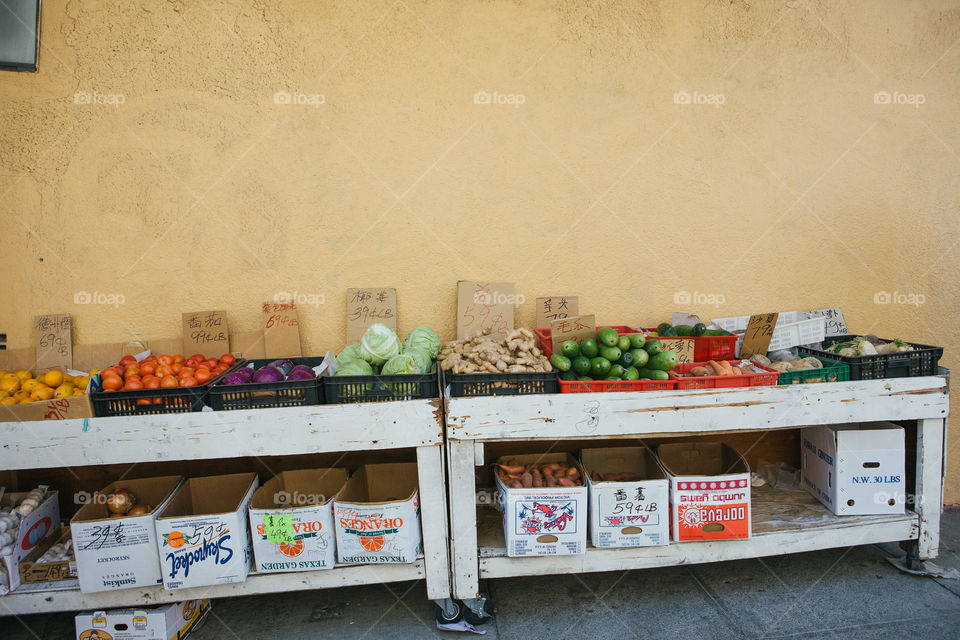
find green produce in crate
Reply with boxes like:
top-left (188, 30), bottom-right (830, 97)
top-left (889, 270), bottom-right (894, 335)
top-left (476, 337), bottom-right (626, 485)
top-left (599, 345), bottom-right (621, 362)
top-left (627, 333), bottom-right (646, 349)
top-left (648, 351), bottom-right (678, 371)
top-left (656, 322), bottom-right (672, 335)
top-left (549, 353), bottom-right (572, 372)
top-left (618, 350), bottom-right (634, 368)
top-left (617, 336), bottom-right (632, 351)
top-left (644, 339), bottom-right (663, 355)
top-left (629, 348), bottom-right (649, 367)
top-left (404, 326), bottom-right (441, 358)
top-left (693, 323), bottom-right (707, 336)
top-left (608, 364), bottom-right (626, 378)
top-left (674, 324), bottom-right (694, 336)
top-left (589, 357), bottom-right (612, 378)
top-left (560, 340), bottom-right (580, 358)
top-left (571, 356), bottom-right (591, 376)
top-left (623, 366), bottom-right (639, 380)
top-left (559, 371), bottom-right (577, 381)
top-left (580, 339), bottom-right (599, 358)
top-left (596, 327), bottom-right (619, 347)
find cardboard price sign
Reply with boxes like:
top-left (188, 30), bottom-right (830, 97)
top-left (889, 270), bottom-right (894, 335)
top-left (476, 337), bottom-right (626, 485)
top-left (658, 338), bottom-right (695, 364)
top-left (183, 311), bottom-right (229, 353)
top-left (262, 302), bottom-right (302, 357)
top-left (34, 314), bottom-right (72, 369)
top-left (740, 313), bottom-right (779, 358)
top-left (536, 296), bottom-right (580, 329)
top-left (550, 314), bottom-right (597, 353)
top-left (809, 307), bottom-right (847, 337)
top-left (264, 513), bottom-right (295, 545)
top-left (346, 288), bottom-right (397, 344)
top-left (457, 281), bottom-right (515, 341)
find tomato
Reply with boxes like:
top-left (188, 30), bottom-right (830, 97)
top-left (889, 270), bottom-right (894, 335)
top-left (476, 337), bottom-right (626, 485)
top-left (124, 366), bottom-right (140, 378)
top-left (160, 375), bottom-right (178, 388)
top-left (140, 362), bottom-right (157, 377)
top-left (158, 354), bottom-right (174, 366)
top-left (189, 353), bottom-right (205, 363)
top-left (219, 354), bottom-right (236, 366)
top-left (101, 367), bottom-right (123, 380)
top-left (179, 377), bottom-right (198, 387)
top-left (157, 365), bottom-right (174, 378)
top-left (101, 375), bottom-right (123, 391)
top-left (205, 358), bottom-right (218, 370)
top-left (123, 379), bottom-right (144, 391)
top-left (136, 398), bottom-right (152, 405)
top-left (171, 363), bottom-right (183, 375)
top-left (119, 355), bottom-right (137, 367)
top-left (178, 366), bottom-right (195, 378)
top-left (143, 354), bottom-right (158, 363)
top-left (195, 369), bottom-right (212, 384)
top-left (185, 358), bottom-right (200, 368)
top-left (173, 353), bottom-right (185, 364)
top-left (213, 365), bottom-right (228, 375)
top-left (143, 376), bottom-right (161, 389)
top-left (195, 361), bottom-right (212, 371)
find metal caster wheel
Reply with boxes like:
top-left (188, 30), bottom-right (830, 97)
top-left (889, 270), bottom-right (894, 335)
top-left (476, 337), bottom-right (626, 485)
top-left (460, 594), bottom-right (494, 625)
top-left (434, 599), bottom-right (462, 624)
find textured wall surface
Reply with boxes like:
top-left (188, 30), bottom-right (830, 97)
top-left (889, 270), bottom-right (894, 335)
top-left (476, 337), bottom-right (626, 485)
top-left (1, 1), bottom-right (958, 500)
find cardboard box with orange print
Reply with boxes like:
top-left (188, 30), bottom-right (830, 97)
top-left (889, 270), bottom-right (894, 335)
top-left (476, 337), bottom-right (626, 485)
top-left (154, 473), bottom-right (258, 590)
top-left (334, 463), bottom-right (423, 564)
top-left (658, 442), bottom-right (751, 542)
top-left (74, 599), bottom-right (210, 640)
top-left (71, 476), bottom-right (183, 593)
top-left (248, 468), bottom-right (348, 573)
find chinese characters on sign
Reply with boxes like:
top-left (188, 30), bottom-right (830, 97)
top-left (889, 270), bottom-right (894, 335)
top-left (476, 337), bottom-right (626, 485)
top-left (34, 313), bottom-right (72, 369)
top-left (740, 312), bottom-right (779, 358)
top-left (182, 310), bottom-right (229, 352)
top-left (535, 296), bottom-right (580, 329)
top-left (550, 314), bottom-right (596, 353)
top-left (456, 281), bottom-right (515, 341)
top-left (262, 302), bottom-right (302, 357)
top-left (346, 288), bottom-right (397, 343)
top-left (809, 307), bottom-right (847, 337)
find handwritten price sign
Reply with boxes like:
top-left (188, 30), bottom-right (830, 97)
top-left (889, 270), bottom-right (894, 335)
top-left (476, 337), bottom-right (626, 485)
top-left (536, 296), bottom-right (579, 329)
top-left (346, 288), bottom-right (397, 343)
top-left (262, 302), bottom-right (302, 357)
top-left (740, 313), bottom-right (779, 358)
top-left (34, 313), bottom-right (72, 369)
top-left (457, 281), bottom-right (515, 341)
top-left (657, 337), bottom-right (695, 364)
top-left (183, 310), bottom-right (229, 352)
top-left (809, 307), bottom-right (847, 337)
top-left (550, 314), bottom-right (596, 353)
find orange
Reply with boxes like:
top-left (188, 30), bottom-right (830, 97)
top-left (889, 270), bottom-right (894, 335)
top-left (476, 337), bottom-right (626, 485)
top-left (359, 535), bottom-right (385, 551)
top-left (42, 370), bottom-right (64, 388)
top-left (0, 397), bottom-right (18, 405)
top-left (55, 383), bottom-right (75, 398)
top-left (160, 375), bottom-right (178, 388)
top-left (14, 370), bottom-right (32, 382)
top-left (13, 390), bottom-right (31, 402)
top-left (21, 378), bottom-right (39, 393)
top-left (278, 540), bottom-right (304, 557)
top-left (0, 376), bottom-right (21, 395)
top-left (30, 385), bottom-right (55, 401)
top-left (165, 531), bottom-right (186, 548)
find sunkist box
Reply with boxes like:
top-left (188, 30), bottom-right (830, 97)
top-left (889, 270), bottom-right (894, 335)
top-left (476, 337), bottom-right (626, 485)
top-left (582, 446), bottom-right (669, 548)
top-left (801, 422), bottom-right (905, 515)
top-left (0, 487), bottom-right (59, 591)
top-left (154, 473), bottom-right (258, 590)
top-left (658, 442), bottom-right (751, 542)
top-left (494, 453), bottom-right (588, 557)
top-left (334, 463), bottom-right (423, 564)
top-left (75, 599), bottom-right (210, 640)
top-left (71, 476), bottom-right (184, 593)
top-left (249, 468), bottom-right (348, 573)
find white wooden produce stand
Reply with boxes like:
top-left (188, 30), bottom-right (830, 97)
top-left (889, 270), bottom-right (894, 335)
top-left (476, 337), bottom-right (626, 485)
top-left (445, 374), bottom-right (950, 600)
top-left (0, 401), bottom-right (451, 614)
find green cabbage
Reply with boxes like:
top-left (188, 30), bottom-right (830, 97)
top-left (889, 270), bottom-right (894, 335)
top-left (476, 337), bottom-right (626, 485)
top-left (404, 326), bottom-right (441, 359)
top-left (335, 359), bottom-right (373, 376)
top-left (403, 346), bottom-right (432, 373)
top-left (337, 343), bottom-right (364, 365)
top-left (381, 353), bottom-right (422, 376)
top-left (359, 323), bottom-right (402, 367)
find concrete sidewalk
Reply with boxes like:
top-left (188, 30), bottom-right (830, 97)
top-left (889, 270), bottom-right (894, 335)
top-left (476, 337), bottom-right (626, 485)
top-left (8, 511), bottom-right (959, 639)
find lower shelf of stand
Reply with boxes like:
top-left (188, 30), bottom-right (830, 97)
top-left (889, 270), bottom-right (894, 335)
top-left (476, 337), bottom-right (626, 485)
top-left (0, 560), bottom-right (425, 615)
top-left (477, 487), bottom-right (919, 579)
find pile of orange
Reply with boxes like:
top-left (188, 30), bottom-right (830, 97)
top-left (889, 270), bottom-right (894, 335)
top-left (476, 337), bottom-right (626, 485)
top-left (100, 353), bottom-right (236, 405)
top-left (0, 368), bottom-right (94, 405)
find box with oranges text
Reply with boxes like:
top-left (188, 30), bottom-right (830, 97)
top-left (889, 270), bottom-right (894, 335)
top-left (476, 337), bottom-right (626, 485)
top-left (334, 464), bottom-right (423, 564)
top-left (154, 473), bottom-right (258, 590)
top-left (71, 476), bottom-right (183, 593)
top-left (658, 442), bottom-right (751, 542)
top-left (495, 453), bottom-right (588, 557)
top-left (75, 599), bottom-right (210, 640)
top-left (0, 488), bottom-right (59, 592)
top-left (248, 468), bottom-right (348, 573)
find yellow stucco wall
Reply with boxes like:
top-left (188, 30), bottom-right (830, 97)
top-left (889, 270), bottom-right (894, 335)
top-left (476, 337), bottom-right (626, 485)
top-left (1, 1), bottom-right (958, 500)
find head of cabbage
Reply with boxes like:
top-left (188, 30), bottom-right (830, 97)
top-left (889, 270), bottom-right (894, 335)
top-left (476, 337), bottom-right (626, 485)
top-left (335, 359), bottom-right (373, 376)
top-left (337, 343), bottom-right (364, 366)
top-left (359, 323), bottom-right (402, 367)
top-left (404, 326), bottom-right (441, 359)
top-left (403, 346), bottom-right (433, 374)
top-left (380, 353), bottom-right (422, 376)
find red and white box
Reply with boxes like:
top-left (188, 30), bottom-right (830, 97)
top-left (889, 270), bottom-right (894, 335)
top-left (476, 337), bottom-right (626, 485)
top-left (334, 464), bottom-right (422, 564)
top-left (582, 447), bottom-right (669, 548)
top-left (494, 453), bottom-right (588, 557)
top-left (658, 442), bottom-right (751, 541)
top-left (1, 488), bottom-right (60, 592)
top-left (249, 468), bottom-right (348, 573)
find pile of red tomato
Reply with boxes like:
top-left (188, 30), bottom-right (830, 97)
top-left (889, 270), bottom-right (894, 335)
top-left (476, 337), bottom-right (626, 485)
top-left (100, 353), bottom-right (237, 405)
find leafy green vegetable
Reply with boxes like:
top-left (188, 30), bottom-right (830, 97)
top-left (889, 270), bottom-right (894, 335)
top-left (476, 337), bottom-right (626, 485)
top-left (404, 326), bottom-right (441, 359)
top-left (335, 359), bottom-right (374, 376)
top-left (403, 346), bottom-right (432, 373)
top-left (337, 343), bottom-right (364, 365)
top-left (381, 353), bottom-right (422, 375)
top-left (359, 323), bottom-right (402, 366)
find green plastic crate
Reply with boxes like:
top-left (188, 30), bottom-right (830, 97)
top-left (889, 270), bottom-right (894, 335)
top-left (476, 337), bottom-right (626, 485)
top-left (776, 357), bottom-right (849, 385)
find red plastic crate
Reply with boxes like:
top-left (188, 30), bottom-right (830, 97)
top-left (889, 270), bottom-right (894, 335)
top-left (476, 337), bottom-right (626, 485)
top-left (536, 325), bottom-right (634, 358)
top-left (644, 329), bottom-right (737, 361)
top-left (670, 360), bottom-right (779, 390)
top-left (559, 378), bottom-right (677, 393)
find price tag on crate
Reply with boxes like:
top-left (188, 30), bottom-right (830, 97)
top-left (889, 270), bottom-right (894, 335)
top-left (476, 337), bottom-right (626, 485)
top-left (550, 314), bottom-right (596, 354)
top-left (457, 281), bottom-right (515, 341)
top-left (346, 287), bottom-right (397, 344)
top-left (183, 311), bottom-right (229, 353)
top-left (659, 337), bottom-right (695, 364)
top-left (34, 313), bottom-right (72, 369)
top-left (809, 307), bottom-right (847, 337)
top-left (263, 512), bottom-right (295, 545)
top-left (262, 302), bottom-right (302, 357)
top-left (740, 313), bottom-right (779, 358)
top-left (536, 296), bottom-right (579, 329)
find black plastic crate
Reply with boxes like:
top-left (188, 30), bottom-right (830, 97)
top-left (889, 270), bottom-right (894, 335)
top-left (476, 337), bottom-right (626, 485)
top-left (90, 361), bottom-right (245, 417)
top-left (207, 357), bottom-right (326, 411)
top-left (798, 335), bottom-right (943, 380)
top-left (324, 367), bottom-right (439, 404)
top-left (444, 370), bottom-right (559, 397)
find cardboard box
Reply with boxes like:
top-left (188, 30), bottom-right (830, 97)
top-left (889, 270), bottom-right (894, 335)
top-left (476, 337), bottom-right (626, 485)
top-left (154, 473), bottom-right (258, 590)
top-left (334, 464), bottom-right (422, 564)
top-left (801, 423), bottom-right (905, 515)
top-left (494, 453), bottom-right (588, 557)
top-left (75, 599), bottom-right (210, 640)
top-left (658, 442), bottom-right (751, 542)
top-left (71, 476), bottom-right (183, 593)
top-left (582, 447), bottom-right (669, 548)
top-left (19, 527), bottom-right (77, 584)
top-left (249, 468), bottom-right (348, 573)
top-left (0, 488), bottom-right (60, 591)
